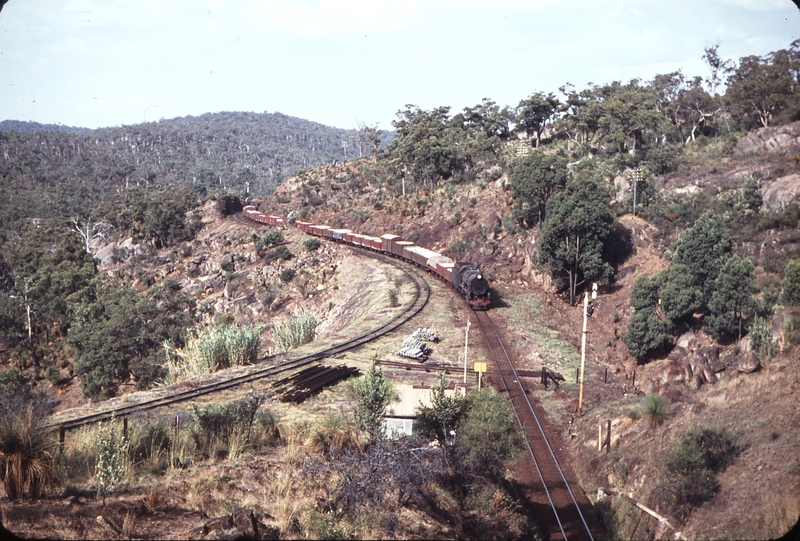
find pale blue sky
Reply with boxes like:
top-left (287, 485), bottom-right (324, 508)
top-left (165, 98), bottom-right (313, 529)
top-left (0, 0), bottom-right (797, 131)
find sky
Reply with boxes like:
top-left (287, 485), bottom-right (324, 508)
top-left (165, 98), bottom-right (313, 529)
top-left (0, 0), bottom-right (798, 132)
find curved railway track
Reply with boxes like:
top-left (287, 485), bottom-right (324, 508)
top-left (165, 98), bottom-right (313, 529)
top-left (49, 250), bottom-right (430, 431)
top-left (473, 310), bottom-right (602, 541)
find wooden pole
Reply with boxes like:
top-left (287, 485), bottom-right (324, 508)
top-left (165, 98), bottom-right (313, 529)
top-left (576, 367), bottom-right (580, 384)
top-left (478, 369), bottom-right (482, 391)
top-left (542, 367), bottom-right (548, 389)
top-left (598, 424), bottom-right (602, 451)
top-left (598, 488), bottom-right (688, 540)
top-left (123, 417), bottom-right (128, 441)
top-left (579, 292), bottom-right (588, 414)
top-left (59, 426), bottom-right (65, 455)
top-left (607, 419), bottom-right (612, 453)
top-left (604, 367), bottom-right (608, 383)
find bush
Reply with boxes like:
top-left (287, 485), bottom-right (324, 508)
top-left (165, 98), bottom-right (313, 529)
top-left (275, 245), bottom-right (293, 261)
top-left (280, 268), bottom-right (296, 283)
top-left (270, 312), bottom-right (318, 351)
top-left (655, 427), bottom-right (741, 520)
top-left (191, 393), bottom-right (264, 459)
top-left (351, 364), bottom-right (395, 438)
top-left (304, 238), bottom-right (321, 251)
top-left (252, 228), bottom-right (284, 251)
top-left (95, 418), bottom-right (129, 504)
top-left (454, 388), bottom-right (524, 475)
top-left (783, 260), bottom-right (800, 306)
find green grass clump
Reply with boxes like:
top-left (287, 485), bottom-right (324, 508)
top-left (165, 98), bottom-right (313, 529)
top-left (165, 323), bottom-right (264, 384)
top-left (271, 312), bottom-right (319, 351)
top-left (640, 394), bottom-right (671, 428)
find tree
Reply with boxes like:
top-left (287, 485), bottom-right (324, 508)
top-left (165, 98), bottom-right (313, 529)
top-left (351, 364), bottom-right (395, 439)
top-left (69, 281), bottom-right (194, 400)
top-left (671, 211), bottom-right (732, 311)
top-left (539, 178), bottom-right (616, 305)
top-left (742, 177), bottom-right (762, 214)
top-left (783, 260), bottom-right (800, 306)
top-left (622, 309), bottom-right (672, 361)
top-left (702, 45), bottom-right (734, 97)
top-left (415, 372), bottom-right (465, 449)
top-left (390, 105), bottom-right (460, 189)
top-left (510, 151), bottom-right (568, 227)
top-left (515, 92), bottom-right (561, 147)
top-left (706, 255), bottom-right (759, 342)
top-left (623, 275), bottom-right (672, 361)
top-left (726, 50), bottom-right (797, 128)
top-left (657, 263), bottom-right (703, 331)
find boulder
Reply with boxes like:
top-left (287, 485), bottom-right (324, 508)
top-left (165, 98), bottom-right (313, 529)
top-left (196, 509), bottom-right (277, 540)
top-left (737, 351), bottom-right (761, 373)
top-left (685, 346), bottom-right (721, 388)
top-left (761, 174), bottom-right (800, 212)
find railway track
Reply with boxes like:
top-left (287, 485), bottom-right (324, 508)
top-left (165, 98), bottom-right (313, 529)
top-left (49, 250), bottom-right (430, 431)
top-left (473, 310), bottom-right (602, 541)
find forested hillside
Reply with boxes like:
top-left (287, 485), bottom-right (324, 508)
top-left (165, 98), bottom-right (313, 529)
top-left (0, 111), bottom-right (369, 230)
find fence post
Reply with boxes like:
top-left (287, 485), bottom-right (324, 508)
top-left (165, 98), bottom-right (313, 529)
top-left (604, 367), bottom-right (608, 383)
top-left (123, 417), bottom-right (128, 441)
top-left (59, 426), bottom-right (65, 455)
top-left (598, 424), bottom-right (602, 451)
top-left (576, 367), bottom-right (580, 384)
top-left (607, 419), bottom-right (612, 453)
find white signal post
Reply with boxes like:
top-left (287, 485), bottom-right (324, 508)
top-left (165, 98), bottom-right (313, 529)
top-left (464, 319), bottom-right (471, 386)
top-left (578, 283), bottom-right (598, 415)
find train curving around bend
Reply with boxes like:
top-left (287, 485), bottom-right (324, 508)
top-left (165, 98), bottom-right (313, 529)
top-left (242, 206), bottom-right (491, 310)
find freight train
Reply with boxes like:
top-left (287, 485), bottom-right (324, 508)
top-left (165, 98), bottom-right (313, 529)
top-left (242, 206), bottom-right (491, 310)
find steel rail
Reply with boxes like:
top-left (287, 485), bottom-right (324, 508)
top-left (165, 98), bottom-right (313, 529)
top-left (473, 311), bottom-right (567, 540)
top-left (49, 250), bottom-right (430, 431)
top-left (475, 310), bottom-right (595, 541)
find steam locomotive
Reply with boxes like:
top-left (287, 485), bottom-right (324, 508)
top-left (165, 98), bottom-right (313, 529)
top-left (242, 206), bottom-right (491, 310)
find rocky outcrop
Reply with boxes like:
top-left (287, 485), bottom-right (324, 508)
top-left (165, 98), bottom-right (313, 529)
top-left (737, 121), bottom-right (800, 154)
top-left (761, 174), bottom-right (800, 212)
top-left (685, 346), bottom-right (724, 388)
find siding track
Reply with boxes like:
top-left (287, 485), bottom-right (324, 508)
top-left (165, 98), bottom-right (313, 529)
top-left (50, 251), bottom-right (429, 431)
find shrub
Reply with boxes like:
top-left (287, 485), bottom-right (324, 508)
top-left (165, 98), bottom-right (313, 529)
top-left (454, 388), bottom-right (524, 474)
top-left (191, 394), bottom-right (264, 459)
top-left (655, 427), bottom-right (741, 520)
top-left (270, 312), bottom-right (318, 351)
top-left (783, 260), bottom-right (800, 306)
top-left (280, 268), bottom-right (296, 283)
top-left (304, 238), bottom-right (321, 251)
top-left (95, 419), bottom-right (129, 504)
top-left (252, 228), bottom-right (285, 251)
top-left (351, 364), bottom-right (395, 438)
top-left (275, 245), bottom-right (293, 261)
top-left (388, 288), bottom-right (399, 307)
